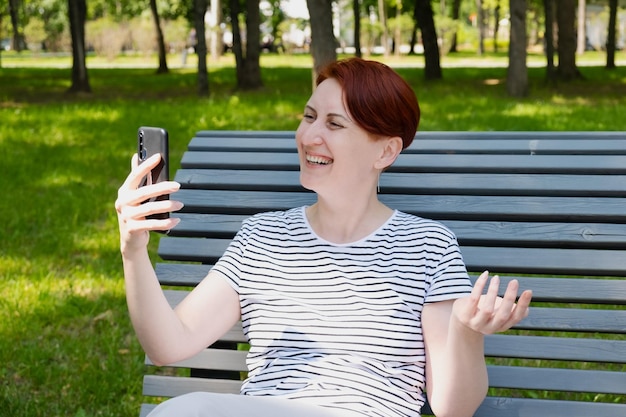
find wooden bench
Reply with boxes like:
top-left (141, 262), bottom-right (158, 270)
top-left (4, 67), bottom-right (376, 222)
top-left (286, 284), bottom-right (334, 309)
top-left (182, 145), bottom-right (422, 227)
top-left (140, 130), bottom-right (626, 417)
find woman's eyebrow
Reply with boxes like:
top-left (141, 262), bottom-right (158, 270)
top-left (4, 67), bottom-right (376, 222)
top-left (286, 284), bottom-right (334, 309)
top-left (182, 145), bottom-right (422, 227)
top-left (305, 105), bottom-right (353, 123)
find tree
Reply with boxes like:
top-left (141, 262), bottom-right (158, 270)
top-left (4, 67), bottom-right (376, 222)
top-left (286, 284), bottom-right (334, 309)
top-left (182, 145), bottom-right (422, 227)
top-left (353, 0), bottom-right (362, 57)
top-left (378, 0), bottom-right (389, 56)
top-left (67, 0), bottom-right (91, 93)
top-left (544, 0), bottom-right (556, 82)
top-left (230, 0), bottom-right (263, 90)
top-left (606, 0), bottom-right (618, 69)
top-left (476, 0), bottom-right (485, 55)
top-left (8, 0), bottom-right (24, 51)
top-left (449, 0), bottom-right (462, 52)
top-left (556, 0), bottom-right (581, 80)
top-left (413, 0), bottom-right (442, 80)
top-left (149, 0), bottom-right (169, 74)
top-left (306, 0), bottom-right (337, 85)
top-left (493, 0), bottom-right (501, 53)
top-left (507, 0), bottom-right (528, 97)
top-left (194, 0), bottom-right (209, 96)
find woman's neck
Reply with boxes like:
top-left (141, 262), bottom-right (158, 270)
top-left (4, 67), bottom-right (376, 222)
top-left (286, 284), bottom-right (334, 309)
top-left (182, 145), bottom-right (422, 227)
top-left (305, 198), bottom-right (394, 244)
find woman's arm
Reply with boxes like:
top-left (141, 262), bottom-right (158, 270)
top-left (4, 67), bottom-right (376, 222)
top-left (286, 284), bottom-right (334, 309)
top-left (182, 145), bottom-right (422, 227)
top-left (116, 154), bottom-right (240, 366)
top-left (422, 271), bottom-right (532, 417)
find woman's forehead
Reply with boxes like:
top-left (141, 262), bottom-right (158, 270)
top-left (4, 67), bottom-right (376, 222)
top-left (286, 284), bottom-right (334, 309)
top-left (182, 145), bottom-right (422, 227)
top-left (309, 79), bottom-right (349, 114)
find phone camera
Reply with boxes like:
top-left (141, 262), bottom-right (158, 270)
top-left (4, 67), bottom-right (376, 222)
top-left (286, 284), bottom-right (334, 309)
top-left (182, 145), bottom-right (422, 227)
top-left (140, 148), bottom-right (147, 160)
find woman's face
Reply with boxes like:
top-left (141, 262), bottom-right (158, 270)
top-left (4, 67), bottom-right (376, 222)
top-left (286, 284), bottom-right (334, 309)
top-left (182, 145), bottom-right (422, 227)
top-left (295, 78), bottom-right (388, 197)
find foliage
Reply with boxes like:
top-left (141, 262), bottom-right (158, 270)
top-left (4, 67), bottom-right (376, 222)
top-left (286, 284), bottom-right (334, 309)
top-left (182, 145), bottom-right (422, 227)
top-left (1, 54), bottom-right (625, 416)
top-left (435, 15), bottom-right (461, 55)
top-left (388, 12), bottom-right (414, 51)
top-left (360, 17), bottom-right (384, 54)
top-left (23, 18), bottom-right (47, 52)
top-left (86, 17), bottom-right (132, 59)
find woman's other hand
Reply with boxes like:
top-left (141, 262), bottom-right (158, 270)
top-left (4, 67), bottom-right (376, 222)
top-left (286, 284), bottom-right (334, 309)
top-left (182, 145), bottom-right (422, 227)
top-left (452, 271), bottom-right (533, 335)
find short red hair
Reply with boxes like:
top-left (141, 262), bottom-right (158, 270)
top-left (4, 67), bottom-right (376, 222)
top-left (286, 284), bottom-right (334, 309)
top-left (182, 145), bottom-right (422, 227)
top-left (316, 58), bottom-right (420, 149)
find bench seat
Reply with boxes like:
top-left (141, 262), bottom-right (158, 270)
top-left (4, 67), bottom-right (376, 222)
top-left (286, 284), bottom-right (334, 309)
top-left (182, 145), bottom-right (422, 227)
top-left (140, 131), bottom-right (626, 417)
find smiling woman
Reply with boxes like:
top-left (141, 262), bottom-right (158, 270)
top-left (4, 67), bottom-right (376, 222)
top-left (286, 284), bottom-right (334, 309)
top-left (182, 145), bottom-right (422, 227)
top-left (116, 58), bottom-right (530, 417)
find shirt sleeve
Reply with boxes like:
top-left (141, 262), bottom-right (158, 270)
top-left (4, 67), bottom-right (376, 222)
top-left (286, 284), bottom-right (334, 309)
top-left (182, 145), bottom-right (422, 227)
top-left (424, 233), bottom-right (473, 303)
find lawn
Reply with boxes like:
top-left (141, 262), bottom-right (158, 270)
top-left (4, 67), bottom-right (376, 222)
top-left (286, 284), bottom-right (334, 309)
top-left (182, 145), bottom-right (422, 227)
top-left (1, 52), bottom-right (625, 417)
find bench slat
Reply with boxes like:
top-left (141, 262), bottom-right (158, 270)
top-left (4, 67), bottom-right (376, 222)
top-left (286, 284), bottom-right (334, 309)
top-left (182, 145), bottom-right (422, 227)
top-left (484, 334), bottom-right (626, 363)
top-left (146, 349), bottom-right (248, 372)
top-left (190, 130), bottom-right (626, 154)
top-left (173, 189), bottom-right (626, 223)
top-left (487, 365), bottom-right (626, 394)
top-left (175, 168), bottom-right (626, 196)
top-left (160, 289), bottom-right (626, 333)
top-left (471, 397), bottom-right (626, 417)
top-left (145, 356), bottom-right (626, 396)
top-left (158, 236), bottom-right (626, 276)
top-left (143, 375), bottom-right (241, 397)
top-left (155, 265), bottom-right (626, 305)
top-left (181, 151), bottom-right (626, 174)
top-left (169, 213), bottom-right (626, 249)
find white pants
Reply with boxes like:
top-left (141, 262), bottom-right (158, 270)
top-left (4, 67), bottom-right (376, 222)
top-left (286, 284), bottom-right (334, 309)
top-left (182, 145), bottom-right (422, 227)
top-left (147, 392), bottom-right (362, 417)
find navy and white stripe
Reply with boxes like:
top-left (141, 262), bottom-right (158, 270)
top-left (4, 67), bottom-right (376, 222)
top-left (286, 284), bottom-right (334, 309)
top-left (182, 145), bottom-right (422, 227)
top-left (212, 206), bottom-right (472, 417)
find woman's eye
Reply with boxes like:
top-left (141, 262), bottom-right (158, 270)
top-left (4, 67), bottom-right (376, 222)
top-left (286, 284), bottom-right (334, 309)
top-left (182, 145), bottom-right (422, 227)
top-left (303, 113), bottom-right (315, 121)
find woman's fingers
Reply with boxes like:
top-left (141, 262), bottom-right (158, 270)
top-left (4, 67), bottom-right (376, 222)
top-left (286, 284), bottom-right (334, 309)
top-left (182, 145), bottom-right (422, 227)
top-left (121, 152), bottom-right (162, 191)
top-left (462, 273), bottom-right (534, 334)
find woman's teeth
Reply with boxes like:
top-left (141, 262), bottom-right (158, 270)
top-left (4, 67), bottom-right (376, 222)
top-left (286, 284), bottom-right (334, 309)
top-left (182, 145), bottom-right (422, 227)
top-left (307, 155), bottom-right (332, 165)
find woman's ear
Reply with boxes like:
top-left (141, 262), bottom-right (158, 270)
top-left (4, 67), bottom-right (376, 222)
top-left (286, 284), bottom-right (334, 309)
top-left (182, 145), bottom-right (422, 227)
top-left (375, 136), bottom-right (403, 170)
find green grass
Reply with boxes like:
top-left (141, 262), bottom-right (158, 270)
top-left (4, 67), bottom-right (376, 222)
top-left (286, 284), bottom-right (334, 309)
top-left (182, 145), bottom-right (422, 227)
top-left (1, 52), bottom-right (625, 416)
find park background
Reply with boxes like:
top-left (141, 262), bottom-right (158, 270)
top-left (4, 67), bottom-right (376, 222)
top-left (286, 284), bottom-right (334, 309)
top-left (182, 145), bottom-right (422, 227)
top-left (1, 0), bottom-right (626, 416)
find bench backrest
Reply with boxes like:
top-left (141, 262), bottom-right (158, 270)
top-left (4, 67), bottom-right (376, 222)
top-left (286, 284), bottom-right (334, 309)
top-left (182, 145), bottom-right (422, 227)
top-left (141, 131), bottom-right (626, 417)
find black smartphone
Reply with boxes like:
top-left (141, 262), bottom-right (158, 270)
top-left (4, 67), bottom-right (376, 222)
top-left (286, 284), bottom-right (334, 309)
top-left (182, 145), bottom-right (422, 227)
top-left (137, 126), bottom-right (169, 221)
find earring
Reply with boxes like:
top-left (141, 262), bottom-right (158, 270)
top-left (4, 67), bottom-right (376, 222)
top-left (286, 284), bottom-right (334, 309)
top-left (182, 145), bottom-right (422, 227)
top-left (377, 172), bottom-right (381, 193)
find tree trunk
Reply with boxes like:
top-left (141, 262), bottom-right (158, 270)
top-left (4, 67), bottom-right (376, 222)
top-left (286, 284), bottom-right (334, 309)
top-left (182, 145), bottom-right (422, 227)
top-left (67, 0), bottom-right (91, 93)
top-left (476, 0), bottom-right (485, 55)
top-left (556, 0), bottom-right (581, 80)
top-left (377, 0), bottom-right (389, 56)
top-left (507, 0), bottom-right (528, 97)
top-left (409, 21), bottom-right (419, 55)
top-left (606, 0), bottom-right (617, 69)
top-left (414, 0), bottom-right (442, 80)
top-left (194, 0), bottom-right (209, 96)
top-left (353, 0), bottom-right (362, 58)
top-left (239, 0), bottom-right (263, 90)
top-left (8, 0), bottom-right (24, 51)
top-left (229, 0), bottom-right (263, 90)
top-left (150, 0), bottom-right (169, 74)
top-left (544, 0), bottom-right (556, 82)
top-left (306, 0), bottom-right (337, 86)
top-left (493, 1), bottom-right (501, 53)
top-left (449, 0), bottom-right (461, 52)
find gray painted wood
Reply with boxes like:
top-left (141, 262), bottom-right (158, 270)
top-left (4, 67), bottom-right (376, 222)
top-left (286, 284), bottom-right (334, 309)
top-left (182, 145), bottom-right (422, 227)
top-left (141, 131), bottom-right (626, 417)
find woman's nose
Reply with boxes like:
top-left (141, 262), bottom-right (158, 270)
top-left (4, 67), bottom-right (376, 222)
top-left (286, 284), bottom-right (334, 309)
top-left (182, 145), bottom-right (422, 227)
top-left (297, 122), bottom-right (324, 146)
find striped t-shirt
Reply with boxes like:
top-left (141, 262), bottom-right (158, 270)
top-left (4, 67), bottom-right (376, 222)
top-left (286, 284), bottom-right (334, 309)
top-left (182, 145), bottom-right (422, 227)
top-left (212, 206), bottom-right (472, 417)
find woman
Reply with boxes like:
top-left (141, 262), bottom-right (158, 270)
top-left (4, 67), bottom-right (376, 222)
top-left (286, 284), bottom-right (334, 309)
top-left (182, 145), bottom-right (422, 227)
top-left (115, 57), bottom-right (532, 417)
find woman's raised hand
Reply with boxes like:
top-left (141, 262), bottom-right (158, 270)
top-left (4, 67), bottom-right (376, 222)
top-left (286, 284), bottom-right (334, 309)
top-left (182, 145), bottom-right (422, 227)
top-left (115, 153), bottom-right (183, 253)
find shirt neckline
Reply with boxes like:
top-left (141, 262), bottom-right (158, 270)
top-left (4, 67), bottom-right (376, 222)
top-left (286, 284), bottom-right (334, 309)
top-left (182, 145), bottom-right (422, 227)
top-left (299, 206), bottom-right (398, 247)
